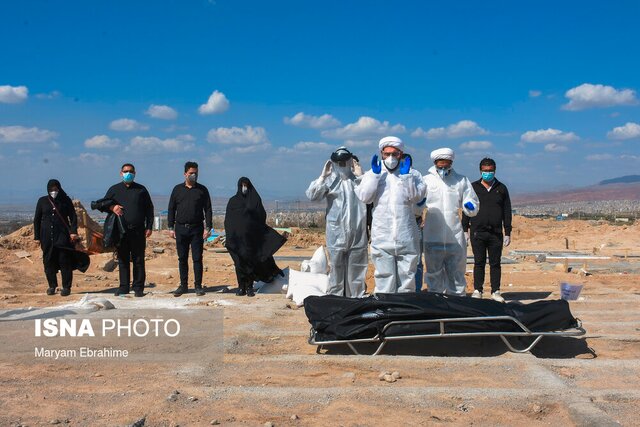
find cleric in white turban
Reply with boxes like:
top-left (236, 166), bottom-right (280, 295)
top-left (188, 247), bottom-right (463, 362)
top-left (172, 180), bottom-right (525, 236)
top-left (378, 136), bottom-right (404, 152)
top-left (430, 147), bottom-right (455, 163)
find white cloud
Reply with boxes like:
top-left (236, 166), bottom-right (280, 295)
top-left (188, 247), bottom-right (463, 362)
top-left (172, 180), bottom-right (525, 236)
top-left (586, 153), bottom-right (614, 161)
top-left (84, 135), bottom-right (121, 149)
top-left (459, 140), bottom-right (493, 151)
top-left (0, 125), bottom-right (57, 143)
top-left (544, 143), bottom-right (569, 153)
top-left (520, 128), bottom-right (579, 143)
top-left (0, 85), bottom-right (28, 103)
top-left (35, 90), bottom-right (61, 100)
top-left (529, 90), bottom-right (542, 98)
top-left (75, 152), bottom-right (109, 163)
top-left (620, 154), bottom-right (639, 161)
top-left (146, 104), bottom-right (178, 120)
top-left (344, 139), bottom-right (376, 148)
top-left (412, 120), bottom-right (488, 140)
top-left (127, 135), bottom-right (195, 152)
top-left (607, 122), bottom-right (640, 140)
top-left (109, 118), bottom-right (149, 132)
top-left (206, 125), bottom-right (269, 146)
top-left (284, 112), bottom-right (341, 129)
top-left (198, 90), bottom-right (229, 115)
top-left (278, 141), bottom-right (332, 153)
top-left (322, 116), bottom-right (405, 139)
top-left (232, 143), bottom-right (270, 154)
top-left (563, 83), bottom-right (638, 111)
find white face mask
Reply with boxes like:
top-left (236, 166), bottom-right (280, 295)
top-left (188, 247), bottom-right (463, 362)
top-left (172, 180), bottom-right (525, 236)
top-left (241, 185), bottom-right (248, 194)
top-left (49, 191), bottom-right (58, 199)
top-left (437, 167), bottom-right (450, 178)
top-left (384, 156), bottom-right (399, 170)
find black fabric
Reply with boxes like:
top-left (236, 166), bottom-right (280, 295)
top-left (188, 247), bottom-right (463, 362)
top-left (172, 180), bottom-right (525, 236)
top-left (44, 247), bottom-right (73, 289)
top-left (167, 182), bottom-right (213, 230)
top-left (471, 231), bottom-right (503, 293)
top-left (224, 177), bottom-right (286, 286)
top-left (116, 228), bottom-right (146, 292)
top-left (462, 179), bottom-right (512, 236)
top-left (175, 223), bottom-right (204, 288)
top-left (304, 293), bottom-right (578, 342)
top-left (103, 182), bottom-right (154, 230)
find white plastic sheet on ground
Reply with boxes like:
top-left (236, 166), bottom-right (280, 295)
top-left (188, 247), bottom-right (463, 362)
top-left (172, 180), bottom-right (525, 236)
top-left (286, 268), bottom-right (329, 306)
top-left (254, 267), bottom-right (290, 294)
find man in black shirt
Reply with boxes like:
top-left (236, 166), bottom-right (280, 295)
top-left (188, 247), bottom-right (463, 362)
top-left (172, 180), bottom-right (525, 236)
top-left (104, 163), bottom-right (154, 297)
top-left (462, 158), bottom-right (512, 303)
top-left (167, 161), bottom-right (213, 297)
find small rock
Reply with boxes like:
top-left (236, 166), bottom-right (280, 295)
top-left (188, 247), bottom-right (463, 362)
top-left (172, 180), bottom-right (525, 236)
top-left (342, 372), bottom-right (356, 381)
top-left (188, 396), bottom-right (198, 402)
top-left (210, 420), bottom-right (220, 425)
top-left (457, 403), bottom-right (472, 412)
top-left (378, 371), bottom-right (390, 380)
top-left (153, 247), bottom-right (165, 254)
top-left (49, 420), bottom-right (61, 425)
top-left (285, 301), bottom-right (299, 310)
top-left (383, 374), bottom-right (396, 383)
top-left (100, 258), bottom-right (117, 272)
top-left (532, 404), bottom-right (543, 413)
top-left (264, 423), bottom-right (275, 427)
top-left (290, 414), bottom-right (299, 420)
top-left (128, 417), bottom-right (146, 427)
top-left (391, 371), bottom-right (401, 380)
top-left (167, 393), bottom-right (179, 402)
top-left (93, 373), bottom-right (103, 377)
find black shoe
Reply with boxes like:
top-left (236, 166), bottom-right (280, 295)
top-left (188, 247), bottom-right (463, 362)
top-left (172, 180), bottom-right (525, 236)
top-left (60, 288), bottom-right (71, 297)
top-left (246, 288), bottom-right (255, 297)
top-left (115, 288), bottom-right (130, 296)
top-left (195, 287), bottom-right (205, 296)
top-left (134, 290), bottom-right (145, 298)
top-left (46, 287), bottom-right (56, 296)
top-left (173, 286), bottom-right (188, 297)
top-left (236, 287), bottom-right (246, 296)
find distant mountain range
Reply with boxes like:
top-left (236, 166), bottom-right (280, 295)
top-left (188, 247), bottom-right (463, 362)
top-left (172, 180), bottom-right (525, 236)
top-left (599, 175), bottom-right (640, 185)
top-left (512, 177), bottom-right (640, 205)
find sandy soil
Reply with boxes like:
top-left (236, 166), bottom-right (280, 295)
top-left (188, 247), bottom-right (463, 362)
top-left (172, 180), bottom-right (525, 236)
top-left (0, 217), bottom-right (639, 426)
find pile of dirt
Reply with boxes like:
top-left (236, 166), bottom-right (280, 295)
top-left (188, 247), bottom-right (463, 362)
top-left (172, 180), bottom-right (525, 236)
top-left (282, 228), bottom-right (326, 248)
top-left (0, 200), bottom-right (108, 253)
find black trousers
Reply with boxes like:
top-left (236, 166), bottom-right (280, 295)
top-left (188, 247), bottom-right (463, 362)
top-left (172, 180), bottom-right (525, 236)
top-left (175, 223), bottom-right (204, 289)
top-left (44, 247), bottom-right (73, 289)
top-left (470, 231), bottom-right (503, 293)
top-left (117, 228), bottom-right (146, 291)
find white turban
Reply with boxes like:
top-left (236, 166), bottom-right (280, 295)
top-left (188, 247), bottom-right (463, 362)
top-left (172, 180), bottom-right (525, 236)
top-left (430, 147), bottom-right (455, 162)
top-left (378, 136), bottom-right (404, 152)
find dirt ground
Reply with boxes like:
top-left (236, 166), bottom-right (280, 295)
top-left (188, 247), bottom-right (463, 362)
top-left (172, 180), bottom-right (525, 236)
top-left (0, 216), bottom-right (639, 426)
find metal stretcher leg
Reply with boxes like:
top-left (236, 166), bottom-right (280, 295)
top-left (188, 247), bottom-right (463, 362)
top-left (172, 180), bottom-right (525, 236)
top-left (499, 334), bottom-right (544, 353)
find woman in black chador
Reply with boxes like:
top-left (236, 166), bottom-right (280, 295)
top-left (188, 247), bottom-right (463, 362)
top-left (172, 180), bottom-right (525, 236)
top-left (33, 179), bottom-right (79, 296)
top-left (224, 177), bottom-right (286, 297)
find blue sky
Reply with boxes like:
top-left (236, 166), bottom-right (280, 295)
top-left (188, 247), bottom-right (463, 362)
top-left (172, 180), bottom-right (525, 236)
top-left (1, 0), bottom-right (639, 203)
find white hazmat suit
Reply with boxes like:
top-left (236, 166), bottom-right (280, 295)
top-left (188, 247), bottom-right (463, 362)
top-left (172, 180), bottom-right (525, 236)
top-left (355, 137), bottom-right (426, 293)
top-left (306, 149), bottom-right (368, 297)
top-left (423, 148), bottom-right (479, 295)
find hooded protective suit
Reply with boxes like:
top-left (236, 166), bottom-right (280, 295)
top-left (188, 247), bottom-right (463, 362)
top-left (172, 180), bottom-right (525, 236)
top-left (355, 137), bottom-right (426, 293)
top-left (423, 158), bottom-right (479, 295)
top-left (306, 150), bottom-right (368, 297)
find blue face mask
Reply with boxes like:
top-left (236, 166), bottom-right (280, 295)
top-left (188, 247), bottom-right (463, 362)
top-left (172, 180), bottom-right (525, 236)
top-left (122, 172), bottom-right (135, 184)
top-left (481, 171), bottom-right (495, 182)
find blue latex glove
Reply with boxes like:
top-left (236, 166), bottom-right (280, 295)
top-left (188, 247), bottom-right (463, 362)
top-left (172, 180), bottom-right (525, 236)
top-left (399, 156), bottom-right (411, 175)
top-left (371, 154), bottom-right (381, 174)
top-left (464, 201), bottom-right (475, 211)
top-left (417, 198), bottom-right (426, 207)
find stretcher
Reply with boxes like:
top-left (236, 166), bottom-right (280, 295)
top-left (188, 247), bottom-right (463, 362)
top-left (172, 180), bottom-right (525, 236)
top-left (304, 293), bottom-right (586, 355)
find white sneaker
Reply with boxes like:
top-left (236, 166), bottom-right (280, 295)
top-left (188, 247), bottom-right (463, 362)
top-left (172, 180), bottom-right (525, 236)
top-left (471, 290), bottom-right (482, 299)
top-left (491, 291), bottom-right (505, 303)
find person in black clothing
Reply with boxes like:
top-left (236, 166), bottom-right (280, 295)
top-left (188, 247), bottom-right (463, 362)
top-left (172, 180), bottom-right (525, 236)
top-left (462, 158), bottom-right (512, 302)
top-left (34, 179), bottom-right (79, 296)
top-left (168, 161), bottom-right (213, 297)
top-left (104, 163), bottom-right (154, 297)
top-left (224, 177), bottom-right (286, 297)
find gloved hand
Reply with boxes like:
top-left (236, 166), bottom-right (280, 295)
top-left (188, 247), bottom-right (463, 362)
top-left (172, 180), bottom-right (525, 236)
top-left (320, 160), bottom-right (332, 178)
top-left (503, 235), bottom-right (511, 247)
top-left (371, 154), bottom-right (381, 174)
top-left (464, 231), bottom-right (470, 247)
top-left (464, 201), bottom-right (475, 211)
top-left (352, 159), bottom-right (363, 177)
top-left (399, 156), bottom-right (411, 175)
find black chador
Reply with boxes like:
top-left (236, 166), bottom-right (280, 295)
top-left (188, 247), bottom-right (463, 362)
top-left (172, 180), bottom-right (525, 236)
top-left (224, 177), bottom-right (286, 297)
top-left (34, 179), bottom-right (89, 296)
